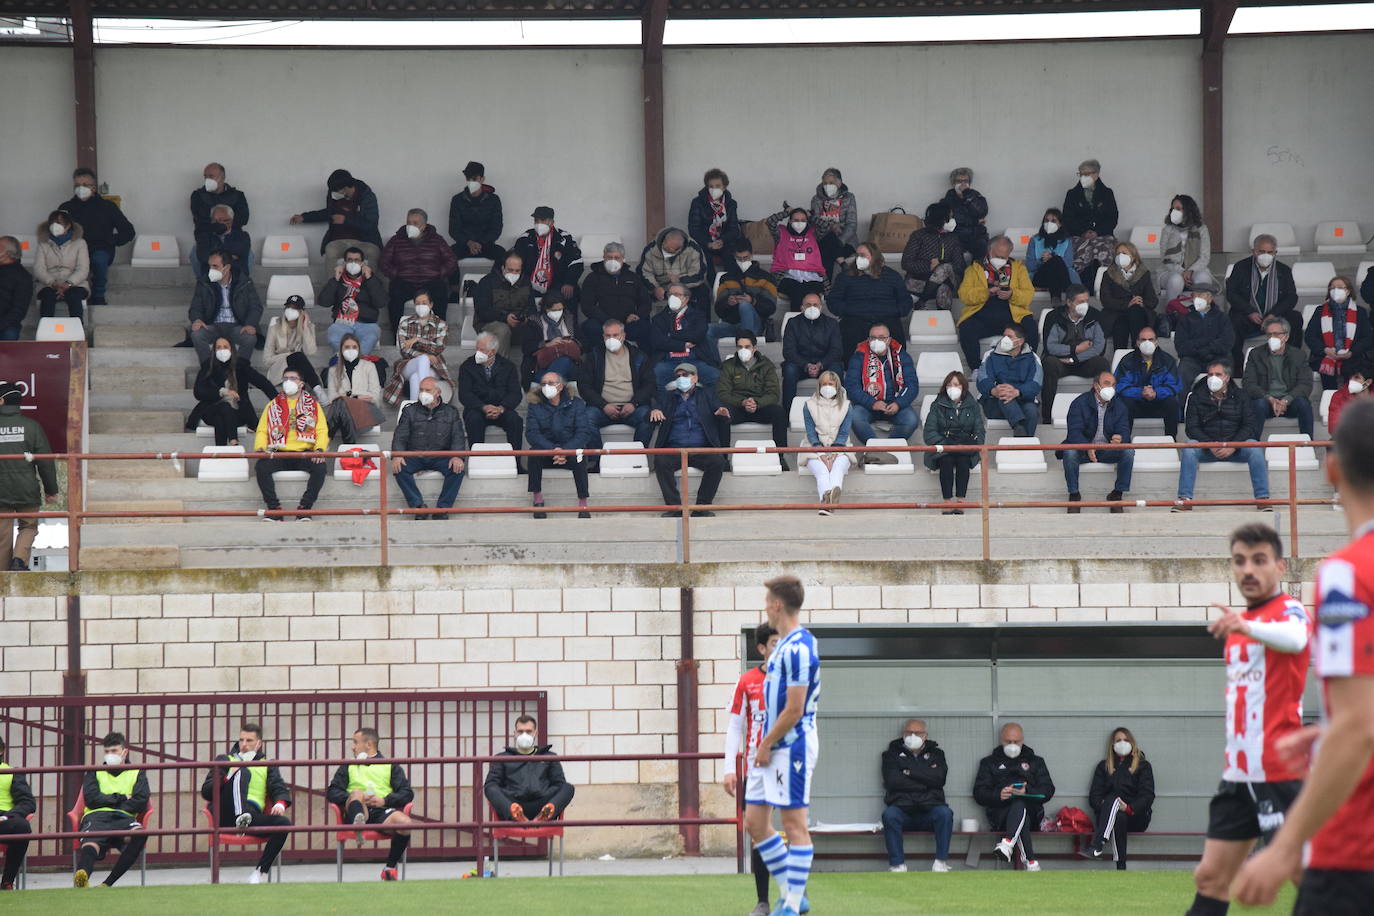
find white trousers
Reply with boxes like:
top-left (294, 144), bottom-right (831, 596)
top-left (404, 356), bottom-right (436, 402)
top-left (807, 454), bottom-right (851, 498)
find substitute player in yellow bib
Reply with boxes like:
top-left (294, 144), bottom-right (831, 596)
top-left (199, 722), bottom-right (292, 883)
top-left (326, 727), bottom-right (415, 881)
top-left (75, 733), bottom-right (150, 888)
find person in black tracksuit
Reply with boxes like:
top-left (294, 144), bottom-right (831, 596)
top-left (880, 721), bottom-right (954, 871)
top-left (1085, 727), bottom-right (1155, 869)
top-left (972, 723), bottom-right (1056, 868)
top-left (483, 715), bottom-right (575, 821)
top-left (199, 725), bottom-right (292, 881)
top-left (0, 736), bottom-right (35, 889)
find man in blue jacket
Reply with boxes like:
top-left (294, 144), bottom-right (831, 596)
top-left (650, 284), bottom-right (720, 388)
top-left (843, 324), bottom-right (918, 443)
top-left (1057, 371), bottom-right (1134, 513)
top-left (526, 372), bottom-right (594, 519)
top-left (649, 364), bottom-right (732, 517)
top-left (1116, 327), bottom-right (1182, 438)
top-left (975, 324), bottom-right (1043, 437)
top-left (1174, 292), bottom-right (1234, 386)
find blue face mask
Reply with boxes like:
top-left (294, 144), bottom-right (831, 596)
top-left (675, 376), bottom-right (694, 392)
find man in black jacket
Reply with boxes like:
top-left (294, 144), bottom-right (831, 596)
top-left (199, 722), bottom-right (291, 884)
top-left (391, 377), bottom-right (466, 520)
top-left (188, 250), bottom-right (263, 362)
top-left (448, 161), bottom-right (505, 263)
top-left (0, 735), bottom-right (36, 890)
top-left (972, 722), bottom-right (1056, 870)
top-left (473, 253), bottom-right (535, 358)
top-left (880, 719), bottom-right (953, 873)
top-left (650, 363), bottom-right (731, 517)
top-left (291, 168), bottom-right (383, 263)
top-left (75, 733), bottom-right (150, 888)
top-left (326, 727), bottom-right (415, 882)
top-left (1225, 235), bottom-right (1300, 370)
top-left (0, 238), bottom-right (33, 341)
top-left (581, 319), bottom-right (656, 447)
top-left (484, 714), bottom-right (576, 822)
top-left (1175, 359), bottom-right (1270, 511)
top-left (458, 332), bottom-right (524, 451)
top-left (190, 163), bottom-right (251, 275)
top-left (781, 293), bottom-right (844, 408)
top-left (61, 167), bottom-right (135, 305)
top-left (579, 243), bottom-right (651, 349)
top-left (512, 206), bottom-right (583, 306)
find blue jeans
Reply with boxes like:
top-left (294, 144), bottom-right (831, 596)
top-left (980, 395), bottom-right (1037, 436)
top-left (88, 247), bottom-right (113, 300)
top-left (850, 404), bottom-right (918, 443)
top-left (654, 357), bottom-right (720, 390)
top-left (327, 320), bottom-right (382, 356)
top-left (0, 326), bottom-right (21, 341)
top-left (782, 361), bottom-right (843, 410)
top-left (542, 355), bottom-right (577, 383)
top-left (586, 404), bottom-right (653, 447)
top-left (1252, 395), bottom-right (1314, 439)
top-left (393, 456), bottom-right (464, 508)
top-left (1062, 447), bottom-right (1134, 494)
top-left (1177, 443), bottom-right (1269, 500)
top-left (706, 301), bottom-right (763, 349)
top-left (881, 804), bottom-right (954, 865)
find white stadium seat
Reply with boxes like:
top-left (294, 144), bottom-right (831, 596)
top-left (1129, 226), bottom-right (1162, 259)
top-left (333, 442), bottom-right (381, 483)
top-left (14, 235), bottom-right (36, 265)
top-left (599, 423), bottom-right (637, 443)
top-left (1265, 434), bottom-right (1319, 472)
top-left (599, 441), bottom-right (650, 479)
top-left (1005, 228), bottom-right (1036, 259)
top-left (1315, 221), bottom-right (1366, 255)
top-left (259, 235), bottom-right (310, 268)
top-left (265, 274), bottom-right (316, 308)
top-left (196, 421), bottom-right (247, 439)
top-left (1290, 261), bottom-right (1336, 298)
top-left (994, 437), bottom-right (1047, 473)
top-left (789, 397), bottom-right (808, 433)
top-left (130, 234), bottom-right (180, 267)
top-left (467, 442), bottom-right (518, 479)
top-left (860, 437), bottom-right (914, 475)
top-left (1134, 435), bottom-right (1181, 472)
top-left (1248, 222), bottom-right (1300, 257)
top-left (729, 423), bottom-right (771, 445)
top-left (36, 317), bottom-right (85, 341)
top-left (578, 234), bottom-right (622, 261)
top-left (916, 351), bottom-right (962, 390)
top-left (1110, 349), bottom-right (1127, 373)
top-left (1050, 392), bottom-right (1076, 429)
top-left (731, 439), bottom-right (783, 476)
top-left (197, 445), bottom-right (248, 481)
top-left (909, 310), bottom-right (958, 348)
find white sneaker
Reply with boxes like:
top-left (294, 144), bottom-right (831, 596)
top-left (247, 870), bottom-right (264, 884)
top-left (888, 864), bottom-right (907, 873)
top-left (235, 812), bottom-right (252, 829)
top-left (994, 838), bottom-right (1014, 862)
top-left (1025, 859), bottom-right (1041, 872)
top-left (931, 860), bottom-right (951, 873)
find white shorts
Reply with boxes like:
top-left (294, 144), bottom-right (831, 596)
top-left (744, 734), bottom-right (818, 810)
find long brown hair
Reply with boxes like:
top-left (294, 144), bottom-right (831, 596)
top-left (213, 336), bottom-right (238, 391)
top-left (1105, 726), bottom-right (1143, 775)
top-left (850, 242), bottom-right (884, 278)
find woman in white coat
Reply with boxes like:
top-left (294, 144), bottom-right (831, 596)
top-left (34, 210), bottom-right (90, 321)
top-left (323, 331), bottom-right (383, 445)
top-left (263, 294), bottom-right (320, 391)
top-left (801, 370), bottom-right (855, 516)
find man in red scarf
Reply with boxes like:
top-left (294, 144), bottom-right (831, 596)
top-left (843, 325), bottom-right (919, 444)
top-left (253, 368), bottom-right (329, 521)
top-left (512, 206), bottom-right (583, 308)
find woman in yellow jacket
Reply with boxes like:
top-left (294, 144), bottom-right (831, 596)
top-left (956, 234), bottom-right (1039, 368)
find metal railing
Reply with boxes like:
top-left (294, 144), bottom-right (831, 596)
top-left (0, 438), bottom-right (1332, 568)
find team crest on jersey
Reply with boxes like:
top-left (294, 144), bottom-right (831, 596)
top-left (1021, 762), bottom-right (1030, 770)
top-left (1320, 589), bottom-right (1370, 627)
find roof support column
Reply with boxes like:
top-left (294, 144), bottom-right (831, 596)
top-left (70, 0), bottom-right (98, 171)
top-left (641, 0), bottom-right (669, 242)
top-left (1201, 0), bottom-right (1236, 246)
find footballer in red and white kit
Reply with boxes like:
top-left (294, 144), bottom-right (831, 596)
top-left (722, 623), bottom-right (779, 916)
top-left (1187, 524), bottom-right (1310, 916)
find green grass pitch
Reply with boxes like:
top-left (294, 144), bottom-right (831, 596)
top-left (7, 871), bottom-right (1298, 914)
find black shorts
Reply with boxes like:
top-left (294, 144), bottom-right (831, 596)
top-left (365, 806), bottom-right (396, 826)
top-left (1294, 868), bottom-right (1374, 916)
top-left (79, 812), bottom-right (142, 853)
top-left (1204, 780), bottom-right (1301, 842)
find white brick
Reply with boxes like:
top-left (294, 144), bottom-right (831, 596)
top-left (548, 708), bottom-right (589, 737)
top-left (565, 637), bottom-right (613, 660)
top-left (659, 588), bottom-right (681, 611)
top-left (538, 662), bottom-right (587, 686)
top-left (1006, 607), bottom-right (1057, 623)
top-left (415, 639), bottom-right (466, 663)
top-left (513, 589), bottom-right (563, 613)
top-left (27, 621), bottom-right (64, 645)
top-left (417, 588), bottom-right (464, 614)
top-left (87, 669), bottom-right (135, 693)
top-left (916, 608), bottom-right (960, 623)
top-left (112, 595), bottom-right (161, 618)
top-left (538, 612), bottom-right (586, 637)
top-left (614, 734), bottom-right (663, 755)
top-left (190, 667), bottom-right (239, 692)
top-left (1080, 583), bottom-right (1129, 607)
top-left (240, 667), bottom-right (289, 691)
top-left (1058, 606), bottom-right (1108, 622)
top-left (957, 608), bottom-right (1006, 623)
top-left (317, 591), bottom-right (364, 615)
top-left (564, 686), bottom-right (614, 709)
top-left (81, 595), bottom-right (111, 619)
top-left (179, 643), bottom-right (215, 667)
top-left (980, 584), bottom-right (1029, 607)
top-left (639, 708), bottom-right (676, 735)
top-left (587, 661), bottom-right (636, 685)
top-left (858, 608), bottom-right (908, 623)
top-left (389, 664), bottom-right (438, 689)
top-left (694, 635), bottom-right (736, 659)
top-left (881, 585), bottom-right (931, 609)
top-left (112, 643), bottom-right (161, 668)
top-left (1180, 582), bottom-right (1230, 608)
top-left (1158, 606), bottom-right (1209, 622)
top-left (463, 588), bottom-right (511, 613)
top-left (1029, 584), bottom-right (1079, 608)
top-left (518, 636), bottom-right (565, 660)
top-left (215, 643), bottom-right (264, 666)
top-left (636, 660), bottom-right (675, 684)
top-left (487, 662), bottom-right (537, 686)
top-left (734, 585), bottom-right (766, 611)
top-left (613, 636), bottom-right (662, 660)
top-left (390, 615), bottom-right (439, 639)
top-left (162, 594), bottom-right (212, 617)
top-left (614, 685), bottom-right (662, 709)
top-left (291, 665), bottom-right (339, 689)
top-left (138, 617), bottom-right (186, 644)
top-left (1108, 606), bottom-right (1158, 621)
top-left (931, 585), bottom-right (979, 609)
top-left (343, 615), bottom-right (389, 639)
top-left (366, 641), bottom-right (414, 664)
top-left (612, 587), bottom-right (661, 611)
top-left (1130, 583), bottom-right (1180, 607)
top-left (564, 588), bottom-right (611, 612)
top-left (264, 592), bottom-right (314, 616)
top-left (438, 663), bottom-right (489, 688)
top-left (365, 590), bottom-right (413, 614)
top-left (590, 709), bottom-right (638, 734)
top-left (4, 646), bottom-right (55, 670)
top-left (440, 614), bottom-right (488, 638)
top-left (5, 596), bottom-right (57, 620)
top-left (636, 612), bottom-right (678, 636)
top-left (266, 640), bottom-right (315, 666)
top-left (804, 585), bottom-right (833, 610)
top-left (340, 664), bottom-right (390, 689)
top-left (693, 587), bottom-right (734, 611)
top-left (492, 612), bottom-right (538, 638)
top-left (587, 612), bottom-right (636, 636)
top-left (82, 644), bottom-right (112, 670)
top-left (832, 585), bottom-right (881, 609)
top-left (291, 616), bottom-right (339, 641)
top-left (138, 667), bottom-right (187, 692)
top-left (465, 639), bottom-right (513, 662)
top-left (808, 608), bottom-right (860, 624)
top-left (214, 593), bottom-right (263, 617)
top-left (709, 610), bottom-right (764, 635)
top-left (317, 641), bottom-right (366, 665)
top-left (191, 618), bottom-right (238, 642)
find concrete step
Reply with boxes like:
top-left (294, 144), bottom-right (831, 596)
top-left (95, 324), bottom-right (186, 348)
top-left (87, 499), bottom-right (185, 524)
top-left (88, 458), bottom-right (182, 480)
top-left (91, 365), bottom-right (185, 389)
top-left (89, 346), bottom-right (203, 369)
top-left (89, 411), bottom-right (186, 435)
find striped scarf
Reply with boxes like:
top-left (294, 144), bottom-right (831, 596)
top-left (708, 197), bottom-right (727, 241)
top-left (1318, 300), bottom-right (1359, 376)
top-left (338, 272), bottom-right (362, 322)
top-left (532, 233), bottom-right (553, 292)
top-left (265, 391), bottom-right (318, 448)
top-left (857, 339), bottom-right (904, 401)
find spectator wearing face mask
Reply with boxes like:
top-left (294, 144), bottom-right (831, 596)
top-left (194, 204), bottom-right (252, 279)
top-left (1040, 285), bottom-right (1108, 425)
top-left (881, 719), bottom-right (953, 874)
top-left (1158, 194), bottom-right (1215, 303)
top-left (1225, 234), bottom-right (1300, 370)
top-left (973, 722), bottom-right (1056, 872)
top-left (1062, 159), bottom-right (1119, 280)
top-left (1243, 317), bottom-right (1313, 439)
top-left (33, 210), bottom-right (89, 323)
top-left (382, 293), bottom-right (452, 407)
top-left (765, 207), bottom-right (829, 309)
top-left (801, 371), bottom-right (853, 515)
top-left (380, 208), bottom-right (458, 332)
top-left (390, 377), bottom-right (465, 521)
top-left (718, 331), bottom-right (789, 470)
top-left (688, 168), bottom-right (741, 276)
top-left (458, 332), bottom-right (524, 451)
top-left (520, 290), bottom-right (582, 386)
top-left (320, 248), bottom-right (385, 356)
top-left (525, 372), bottom-right (594, 519)
top-left (188, 249), bottom-right (262, 363)
top-left (974, 325), bottom-right (1042, 438)
top-left (191, 163), bottom-right (251, 276)
top-left (941, 166), bottom-right (990, 262)
top-left (650, 283), bottom-right (721, 388)
top-left (60, 168), bottom-right (134, 306)
top-left (843, 324), bottom-right (918, 444)
top-left (649, 364), bottom-right (732, 517)
top-left (1174, 292), bottom-right (1233, 385)
top-left (1024, 208), bottom-right (1080, 306)
top-left (512, 206), bottom-right (583, 307)
top-left (323, 332), bottom-right (383, 446)
top-left (1098, 242), bottom-right (1157, 350)
top-left (1058, 371), bottom-right (1134, 514)
top-left (447, 161), bottom-right (506, 264)
top-left (956, 235), bottom-right (1038, 369)
top-left (809, 167), bottom-right (859, 272)
top-left (264, 295), bottom-right (320, 392)
top-left (1115, 327), bottom-right (1182, 438)
top-left (74, 733), bottom-right (150, 888)
top-left (1173, 359), bottom-right (1270, 512)
top-left (580, 242), bottom-right (651, 349)
top-left (188, 336), bottom-right (277, 446)
top-left (474, 252), bottom-right (536, 359)
top-left (924, 370), bottom-right (984, 513)
top-left (1304, 276), bottom-right (1371, 392)
top-left (709, 239), bottom-right (778, 347)
top-left (484, 715), bottom-right (575, 822)
top-left (1327, 366), bottom-right (1372, 434)
top-left (253, 369), bottom-right (329, 521)
top-left (581, 320), bottom-right (656, 448)
top-left (0, 237), bottom-right (34, 341)
top-left (828, 243), bottom-right (911, 355)
top-left (290, 168), bottom-right (382, 263)
top-left (0, 382), bottom-right (59, 573)
top-left (902, 203), bottom-right (967, 311)
top-left (638, 227), bottom-right (708, 311)
top-left (1084, 727), bottom-right (1155, 869)
top-left (782, 293), bottom-right (843, 410)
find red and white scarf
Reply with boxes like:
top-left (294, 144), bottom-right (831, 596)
top-left (338, 272), bottom-right (362, 322)
top-left (857, 339), bottom-right (904, 401)
top-left (532, 233), bottom-right (554, 291)
top-left (265, 390), bottom-right (318, 448)
top-left (983, 261), bottom-right (1012, 289)
top-left (708, 197), bottom-right (727, 241)
top-left (1318, 300), bottom-right (1359, 376)
top-left (819, 197), bottom-right (842, 222)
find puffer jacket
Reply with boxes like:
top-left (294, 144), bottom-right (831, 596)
top-left (1184, 377), bottom-right (1257, 442)
top-left (447, 184), bottom-right (503, 248)
top-left (882, 738), bottom-right (949, 809)
top-left (638, 227), bottom-right (707, 292)
top-left (688, 187), bottom-right (741, 254)
top-left (713, 261), bottom-right (778, 325)
top-left (0, 404), bottom-right (59, 507)
top-left (581, 261), bottom-right (652, 328)
top-left (188, 272), bottom-right (264, 329)
top-left (1242, 344), bottom-right (1312, 405)
top-left (483, 745), bottom-right (572, 808)
top-left (391, 399), bottom-right (466, 453)
top-left (782, 311), bottom-right (843, 369)
top-left (1174, 307), bottom-right (1235, 367)
top-left (809, 182), bottom-right (859, 247)
top-left (975, 350), bottom-right (1043, 401)
top-left (33, 222), bottom-right (90, 288)
top-left (942, 186), bottom-right (990, 251)
top-left (525, 392), bottom-right (593, 450)
top-left (1057, 390), bottom-right (1132, 457)
top-left (190, 183), bottom-right (250, 235)
top-left (380, 224), bottom-right (458, 284)
top-left (717, 352), bottom-right (781, 409)
top-left (902, 228), bottom-right (967, 284)
top-left (922, 392), bottom-right (985, 470)
top-left (1116, 349), bottom-right (1183, 402)
top-left (319, 273), bottom-right (386, 325)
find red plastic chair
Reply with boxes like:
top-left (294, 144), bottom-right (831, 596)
top-left (200, 806), bottom-right (283, 882)
top-left (490, 805), bottom-right (564, 876)
top-left (328, 801), bottom-right (413, 883)
top-left (66, 790), bottom-right (156, 886)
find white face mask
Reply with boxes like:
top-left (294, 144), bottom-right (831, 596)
top-left (1139, 339), bottom-right (1157, 357)
top-left (989, 257), bottom-right (1008, 270)
top-left (946, 385), bottom-right (962, 401)
top-left (1098, 385), bottom-right (1116, 402)
top-left (503, 272), bottom-right (521, 285)
top-left (284, 307), bottom-right (300, 323)
top-left (405, 224), bottom-right (422, 239)
top-left (668, 295), bottom-right (686, 312)
top-left (466, 180), bottom-right (482, 194)
top-left (790, 220), bottom-right (808, 234)
top-left (356, 751), bottom-right (370, 760)
top-left (1003, 743), bottom-right (1022, 759)
top-left (475, 350), bottom-right (490, 365)
top-left (1256, 252), bottom-right (1275, 268)
top-left (823, 183), bottom-right (839, 198)
top-left (1073, 301), bottom-right (1090, 318)
top-left (604, 337), bottom-right (624, 353)
top-left (1350, 379), bottom-right (1367, 395)
top-left (49, 222), bottom-right (66, 237)
top-left (1267, 336), bottom-right (1284, 352)
top-left (903, 734), bottom-right (925, 752)
top-left (1043, 221), bottom-right (1060, 235)
top-left (1113, 740), bottom-right (1133, 757)
top-left (238, 749), bottom-right (254, 760)
top-left (207, 268), bottom-right (225, 284)
top-left (541, 384), bottom-right (560, 399)
top-left (514, 732), bottom-right (536, 752)
top-left (345, 261), bottom-right (363, 276)
top-left (803, 306), bottom-right (821, 321)
top-left (1207, 374), bottom-right (1226, 393)
top-left (1193, 297), bottom-right (1210, 313)
top-left (342, 348), bottom-right (359, 361)
top-left (204, 177), bottom-right (219, 193)
top-left (74, 185), bottom-right (93, 200)
top-left (215, 349), bottom-right (232, 363)
top-left (281, 379), bottom-right (301, 396)
top-left (1169, 208), bottom-right (1184, 225)
top-left (604, 259), bottom-right (623, 275)
top-left (868, 338), bottom-right (888, 355)
top-left (545, 309), bottom-right (564, 324)
top-left (1115, 253), bottom-right (1133, 269)
top-left (330, 190), bottom-right (346, 201)
top-left (419, 390), bottom-right (436, 406)
top-left (1079, 175), bottom-right (1095, 189)
top-left (737, 348), bottom-right (754, 362)
top-left (943, 218), bottom-right (957, 232)
top-left (820, 384), bottom-right (837, 399)
top-left (103, 752), bottom-right (123, 766)
top-left (534, 223), bottom-right (551, 237)
top-left (1331, 288), bottom-right (1350, 304)
top-left (996, 335), bottom-right (1015, 354)
top-left (855, 256), bottom-right (872, 271)
top-left (414, 303), bottom-right (432, 318)
top-left (675, 376), bottom-right (694, 392)
top-left (735, 260), bottom-right (753, 273)
top-left (708, 186), bottom-right (724, 200)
